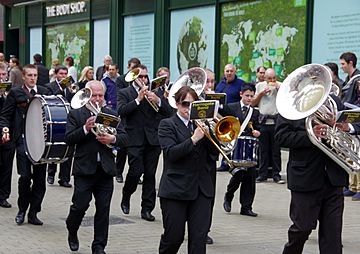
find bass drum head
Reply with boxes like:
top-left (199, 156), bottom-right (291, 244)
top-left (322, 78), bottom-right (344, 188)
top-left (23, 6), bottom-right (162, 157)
top-left (25, 98), bottom-right (46, 162)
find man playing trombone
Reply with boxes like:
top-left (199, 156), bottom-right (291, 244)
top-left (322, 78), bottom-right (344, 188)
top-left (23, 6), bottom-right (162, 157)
top-left (117, 64), bottom-right (173, 221)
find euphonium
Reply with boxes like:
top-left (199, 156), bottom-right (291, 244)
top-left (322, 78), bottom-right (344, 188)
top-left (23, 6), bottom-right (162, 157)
top-left (125, 68), bottom-right (160, 112)
top-left (70, 88), bottom-right (118, 148)
top-left (276, 64), bottom-right (360, 175)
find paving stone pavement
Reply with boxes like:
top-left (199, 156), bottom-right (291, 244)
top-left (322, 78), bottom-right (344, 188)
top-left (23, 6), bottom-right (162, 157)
top-left (0, 151), bottom-right (359, 254)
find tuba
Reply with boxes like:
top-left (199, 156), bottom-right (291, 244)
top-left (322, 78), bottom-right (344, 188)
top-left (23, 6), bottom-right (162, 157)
top-left (169, 67), bottom-right (241, 168)
top-left (125, 68), bottom-right (160, 112)
top-left (71, 88), bottom-right (118, 148)
top-left (276, 64), bottom-right (360, 175)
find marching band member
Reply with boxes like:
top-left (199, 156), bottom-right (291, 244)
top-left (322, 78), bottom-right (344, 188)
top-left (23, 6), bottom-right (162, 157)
top-left (0, 64), bottom-right (50, 225)
top-left (221, 84), bottom-right (260, 217)
top-left (45, 65), bottom-right (74, 188)
top-left (0, 63), bottom-right (16, 208)
top-left (117, 64), bottom-right (172, 221)
top-left (158, 86), bottom-right (217, 254)
top-left (65, 80), bottom-right (128, 253)
top-left (275, 109), bottom-right (348, 254)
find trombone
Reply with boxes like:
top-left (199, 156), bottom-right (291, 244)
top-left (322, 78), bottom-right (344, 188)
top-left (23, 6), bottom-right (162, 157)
top-left (168, 67), bottom-right (242, 169)
top-left (125, 68), bottom-right (160, 112)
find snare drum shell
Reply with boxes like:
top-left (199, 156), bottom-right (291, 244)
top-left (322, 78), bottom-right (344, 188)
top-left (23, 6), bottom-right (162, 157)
top-left (231, 136), bottom-right (259, 167)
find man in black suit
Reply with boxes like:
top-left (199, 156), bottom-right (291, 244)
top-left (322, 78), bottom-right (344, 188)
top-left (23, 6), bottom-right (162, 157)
top-left (221, 84), bottom-right (260, 217)
top-left (33, 53), bottom-right (49, 87)
top-left (0, 64), bottom-right (50, 225)
top-left (65, 80), bottom-right (128, 254)
top-left (275, 113), bottom-right (349, 253)
top-left (117, 64), bottom-right (172, 221)
top-left (114, 58), bottom-right (141, 183)
top-left (45, 65), bottom-right (74, 187)
top-left (0, 63), bottom-right (16, 208)
top-left (158, 86), bottom-right (217, 254)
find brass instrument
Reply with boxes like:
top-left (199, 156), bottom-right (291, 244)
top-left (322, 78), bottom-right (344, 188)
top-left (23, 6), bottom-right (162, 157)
top-left (125, 68), bottom-right (160, 112)
top-left (276, 64), bottom-right (360, 175)
top-left (59, 76), bottom-right (79, 94)
top-left (169, 67), bottom-right (241, 168)
top-left (71, 88), bottom-right (118, 148)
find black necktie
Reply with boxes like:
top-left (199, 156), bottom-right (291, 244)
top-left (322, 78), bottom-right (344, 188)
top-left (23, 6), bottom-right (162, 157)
top-left (188, 121), bottom-right (194, 134)
top-left (30, 89), bottom-right (36, 96)
top-left (242, 106), bottom-right (248, 116)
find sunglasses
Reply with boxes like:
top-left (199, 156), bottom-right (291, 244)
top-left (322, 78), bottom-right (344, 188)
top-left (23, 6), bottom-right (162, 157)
top-left (180, 101), bottom-right (191, 107)
top-left (138, 75), bottom-right (148, 79)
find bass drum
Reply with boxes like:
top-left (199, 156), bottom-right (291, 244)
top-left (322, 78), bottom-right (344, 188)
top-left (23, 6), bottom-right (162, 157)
top-left (24, 95), bottom-right (71, 164)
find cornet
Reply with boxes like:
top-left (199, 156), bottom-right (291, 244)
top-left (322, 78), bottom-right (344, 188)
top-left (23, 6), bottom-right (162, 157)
top-left (71, 88), bottom-right (118, 148)
top-left (125, 68), bottom-right (160, 112)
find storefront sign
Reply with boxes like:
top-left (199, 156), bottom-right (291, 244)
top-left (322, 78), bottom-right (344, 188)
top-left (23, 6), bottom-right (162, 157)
top-left (46, 1), bottom-right (87, 18)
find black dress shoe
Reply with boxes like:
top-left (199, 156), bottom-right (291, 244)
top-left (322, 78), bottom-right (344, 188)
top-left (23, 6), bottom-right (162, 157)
top-left (120, 199), bottom-right (130, 214)
top-left (58, 180), bottom-right (72, 188)
top-left (92, 248), bottom-right (106, 254)
top-left (68, 232), bottom-right (79, 251)
top-left (256, 176), bottom-right (267, 183)
top-left (116, 175), bottom-right (123, 183)
top-left (141, 211), bottom-right (155, 221)
top-left (15, 211), bottom-right (25, 225)
top-left (223, 197), bottom-right (231, 213)
top-left (205, 235), bottom-right (213, 244)
top-left (0, 199), bottom-right (12, 208)
top-left (47, 175), bottom-right (54, 184)
top-left (240, 209), bottom-right (258, 217)
top-left (28, 212), bottom-right (43, 225)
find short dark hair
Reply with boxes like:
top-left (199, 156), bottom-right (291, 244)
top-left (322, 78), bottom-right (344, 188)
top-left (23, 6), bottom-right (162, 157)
top-left (55, 65), bottom-right (68, 74)
top-left (339, 52), bottom-right (357, 67)
top-left (138, 64), bottom-right (148, 71)
top-left (22, 64), bottom-right (38, 75)
top-left (109, 64), bottom-right (119, 70)
top-left (241, 83), bottom-right (256, 93)
top-left (33, 53), bottom-right (42, 63)
top-left (128, 57), bottom-right (141, 67)
top-left (174, 86), bottom-right (199, 103)
top-left (65, 56), bottom-right (74, 66)
top-left (324, 62), bottom-right (339, 77)
top-left (256, 66), bottom-right (266, 73)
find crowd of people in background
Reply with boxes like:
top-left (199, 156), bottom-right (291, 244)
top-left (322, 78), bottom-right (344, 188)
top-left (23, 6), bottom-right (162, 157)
top-left (0, 51), bottom-right (359, 254)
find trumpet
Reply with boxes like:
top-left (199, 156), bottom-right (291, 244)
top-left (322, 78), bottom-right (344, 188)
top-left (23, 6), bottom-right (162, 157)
top-left (71, 88), bottom-right (118, 148)
top-left (125, 68), bottom-right (160, 112)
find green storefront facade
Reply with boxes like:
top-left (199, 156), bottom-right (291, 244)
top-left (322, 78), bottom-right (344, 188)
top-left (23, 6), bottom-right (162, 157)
top-left (3, 0), bottom-right (352, 81)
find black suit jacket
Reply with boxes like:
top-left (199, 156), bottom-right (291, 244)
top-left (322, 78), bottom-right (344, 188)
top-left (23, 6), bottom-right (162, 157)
top-left (275, 116), bottom-right (348, 192)
top-left (158, 114), bottom-right (217, 200)
top-left (0, 85), bottom-right (50, 142)
top-left (219, 102), bottom-right (260, 137)
top-left (65, 106), bottom-right (128, 176)
top-left (117, 85), bottom-right (173, 146)
top-left (35, 63), bottom-right (50, 86)
top-left (45, 80), bottom-right (74, 102)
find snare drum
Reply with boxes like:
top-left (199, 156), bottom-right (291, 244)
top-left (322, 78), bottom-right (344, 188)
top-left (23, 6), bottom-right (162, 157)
top-left (231, 136), bottom-right (259, 168)
top-left (24, 95), bottom-right (71, 164)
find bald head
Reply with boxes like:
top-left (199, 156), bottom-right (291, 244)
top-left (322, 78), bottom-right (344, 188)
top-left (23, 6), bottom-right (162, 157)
top-left (265, 68), bottom-right (277, 83)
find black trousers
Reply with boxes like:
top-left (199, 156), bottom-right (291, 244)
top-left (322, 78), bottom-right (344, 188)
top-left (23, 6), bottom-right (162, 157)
top-left (115, 147), bottom-right (127, 177)
top-left (0, 143), bottom-right (16, 200)
top-left (282, 179), bottom-right (344, 254)
top-left (16, 138), bottom-right (47, 213)
top-left (258, 124), bottom-right (281, 179)
top-left (66, 165), bottom-right (113, 251)
top-left (224, 167), bottom-right (256, 211)
top-left (123, 141), bottom-right (161, 212)
top-left (159, 193), bottom-right (212, 254)
top-left (47, 157), bottom-right (73, 182)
